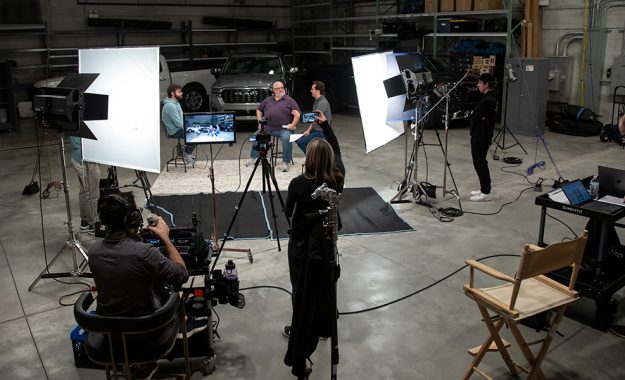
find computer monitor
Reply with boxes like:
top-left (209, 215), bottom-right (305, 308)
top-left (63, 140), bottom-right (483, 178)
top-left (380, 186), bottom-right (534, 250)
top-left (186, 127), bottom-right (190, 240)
top-left (183, 112), bottom-right (236, 144)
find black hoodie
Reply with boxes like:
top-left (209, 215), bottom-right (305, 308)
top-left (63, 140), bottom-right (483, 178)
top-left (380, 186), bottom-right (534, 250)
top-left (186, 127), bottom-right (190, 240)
top-left (469, 88), bottom-right (499, 138)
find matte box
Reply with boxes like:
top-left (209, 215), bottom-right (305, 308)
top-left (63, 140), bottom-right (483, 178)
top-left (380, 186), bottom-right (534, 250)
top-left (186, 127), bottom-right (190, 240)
top-left (440, 0), bottom-right (455, 11)
top-left (474, 0), bottom-right (503, 10)
top-left (456, 0), bottom-right (473, 11)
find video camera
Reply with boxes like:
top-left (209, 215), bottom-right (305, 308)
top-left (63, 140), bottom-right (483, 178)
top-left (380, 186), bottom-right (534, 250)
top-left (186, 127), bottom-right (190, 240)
top-left (251, 118), bottom-right (272, 151)
top-left (141, 222), bottom-right (245, 309)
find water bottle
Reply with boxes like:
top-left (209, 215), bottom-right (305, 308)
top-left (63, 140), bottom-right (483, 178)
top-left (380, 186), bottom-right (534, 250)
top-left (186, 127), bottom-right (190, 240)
top-left (224, 260), bottom-right (237, 281)
top-left (589, 176), bottom-right (599, 200)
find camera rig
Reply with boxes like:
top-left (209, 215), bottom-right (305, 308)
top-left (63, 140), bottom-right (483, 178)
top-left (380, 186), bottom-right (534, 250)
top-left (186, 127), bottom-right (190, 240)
top-left (141, 227), bottom-right (245, 309)
top-left (252, 119), bottom-right (273, 152)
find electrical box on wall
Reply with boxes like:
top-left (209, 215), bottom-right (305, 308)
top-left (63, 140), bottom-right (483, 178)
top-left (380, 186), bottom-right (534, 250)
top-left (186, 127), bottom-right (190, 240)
top-left (539, 0), bottom-right (550, 6)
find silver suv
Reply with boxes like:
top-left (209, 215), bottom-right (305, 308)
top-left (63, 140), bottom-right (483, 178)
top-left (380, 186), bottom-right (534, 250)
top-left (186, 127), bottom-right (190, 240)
top-left (210, 53), bottom-right (294, 121)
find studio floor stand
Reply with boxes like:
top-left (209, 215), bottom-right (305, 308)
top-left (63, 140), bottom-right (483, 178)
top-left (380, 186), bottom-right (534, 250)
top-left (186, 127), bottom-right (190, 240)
top-left (29, 131), bottom-right (92, 291)
top-left (490, 75), bottom-right (527, 160)
top-left (211, 141), bottom-right (288, 272)
top-left (207, 145), bottom-right (253, 263)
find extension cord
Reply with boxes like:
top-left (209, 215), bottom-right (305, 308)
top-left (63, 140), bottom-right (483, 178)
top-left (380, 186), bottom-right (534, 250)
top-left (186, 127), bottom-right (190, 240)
top-left (526, 161), bottom-right (546, 176)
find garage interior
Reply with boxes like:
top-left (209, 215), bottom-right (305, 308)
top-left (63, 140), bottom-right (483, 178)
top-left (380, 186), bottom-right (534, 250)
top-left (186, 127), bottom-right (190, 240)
top-left (1, 1), bottom-right (625, 379)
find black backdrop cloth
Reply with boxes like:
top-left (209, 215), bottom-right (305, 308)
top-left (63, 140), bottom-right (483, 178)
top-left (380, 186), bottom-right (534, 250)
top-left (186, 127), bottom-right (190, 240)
top-left (152, 187), bottom-right (414, 240)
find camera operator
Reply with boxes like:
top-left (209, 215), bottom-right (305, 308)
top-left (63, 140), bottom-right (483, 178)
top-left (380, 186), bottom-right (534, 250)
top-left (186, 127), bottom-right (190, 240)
top-left (89, 193), bottom-right (188, 318)
top-left (247, 80), bottom-right (300, 172)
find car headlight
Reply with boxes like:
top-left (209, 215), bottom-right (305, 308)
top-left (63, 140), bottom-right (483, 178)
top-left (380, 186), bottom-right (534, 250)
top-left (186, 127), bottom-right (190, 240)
top-left (211, 87), bottom-right (222, 95)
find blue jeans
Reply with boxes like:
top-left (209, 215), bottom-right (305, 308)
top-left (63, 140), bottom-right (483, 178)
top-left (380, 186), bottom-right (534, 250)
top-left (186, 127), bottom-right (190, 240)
top-left (250, 129), bottom-right (292, 163)
top-left (296, 130), bottom-right (325, 153)
top-left (169, 130), bottom-right (195, 155)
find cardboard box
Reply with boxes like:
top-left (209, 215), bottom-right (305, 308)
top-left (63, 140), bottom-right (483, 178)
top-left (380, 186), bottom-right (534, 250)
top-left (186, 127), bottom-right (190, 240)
top-left (424, 0), bottom-right (438, 12)
top-left (474, 0), bottom-right (503, 10)
top-left (456, 0), bottom-right (473, 11)
top-left (480, 67), bottom-right (494, 74)
top-left (440, 0), bottom-right (455, 11)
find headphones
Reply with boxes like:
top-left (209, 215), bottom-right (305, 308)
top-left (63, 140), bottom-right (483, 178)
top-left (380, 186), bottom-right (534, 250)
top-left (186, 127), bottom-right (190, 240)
top-left (103, 194), bottom-right (143, 229)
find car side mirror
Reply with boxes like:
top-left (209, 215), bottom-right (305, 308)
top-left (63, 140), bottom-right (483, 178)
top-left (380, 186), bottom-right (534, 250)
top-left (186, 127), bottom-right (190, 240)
top-left (289, 67), bottom-right (299, 73)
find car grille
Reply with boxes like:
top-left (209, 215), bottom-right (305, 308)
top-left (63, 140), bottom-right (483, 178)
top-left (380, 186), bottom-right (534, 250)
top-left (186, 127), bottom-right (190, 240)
top-left (222, 88), bottom-right (271, 104)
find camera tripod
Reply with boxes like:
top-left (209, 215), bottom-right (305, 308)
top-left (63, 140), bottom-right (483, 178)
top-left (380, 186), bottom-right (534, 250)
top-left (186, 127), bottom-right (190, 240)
top-left (29, 129), bottom-right (92, 291)
top-left (211, 140), bottom-right (289, 271)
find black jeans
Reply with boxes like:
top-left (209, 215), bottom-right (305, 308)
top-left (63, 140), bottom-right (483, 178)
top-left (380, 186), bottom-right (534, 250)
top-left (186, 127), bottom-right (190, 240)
top-left (471, 135), bottom-right (492, 194)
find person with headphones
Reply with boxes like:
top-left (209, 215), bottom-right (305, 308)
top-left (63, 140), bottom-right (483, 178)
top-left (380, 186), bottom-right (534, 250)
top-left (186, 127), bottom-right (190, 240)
top-left (88, 192), bottom-right (188, 318)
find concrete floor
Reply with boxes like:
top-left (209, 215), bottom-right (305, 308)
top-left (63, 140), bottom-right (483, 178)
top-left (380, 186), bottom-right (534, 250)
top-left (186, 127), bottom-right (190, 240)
top-left (1, 113), bottom-right (625, 380)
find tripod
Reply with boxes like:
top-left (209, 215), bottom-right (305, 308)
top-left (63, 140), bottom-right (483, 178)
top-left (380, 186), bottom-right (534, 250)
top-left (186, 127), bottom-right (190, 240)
top-left (29, 130), bottom-right (92, 291)
top-left (206, 145), bottom-right (253, 263)
top-left (490, 75), bottom-right (527, 159)
top-left (211, 141), bottom-right (288, 272)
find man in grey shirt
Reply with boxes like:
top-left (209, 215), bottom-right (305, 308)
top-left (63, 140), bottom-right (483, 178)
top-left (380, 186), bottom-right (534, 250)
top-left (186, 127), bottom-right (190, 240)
top-left (296, 81), bottom-right (332, 153)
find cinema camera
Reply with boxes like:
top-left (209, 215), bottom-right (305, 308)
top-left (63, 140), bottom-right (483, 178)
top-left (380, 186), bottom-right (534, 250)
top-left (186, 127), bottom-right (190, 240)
top-left (252, 118), bottom-right (272, 151)
top-left (140, 221), bottom-right (245, 309)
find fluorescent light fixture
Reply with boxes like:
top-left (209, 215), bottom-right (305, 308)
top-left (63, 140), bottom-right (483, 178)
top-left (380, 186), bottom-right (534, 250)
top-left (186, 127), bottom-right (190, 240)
top-left (80, 47), bottom-right (161, 173)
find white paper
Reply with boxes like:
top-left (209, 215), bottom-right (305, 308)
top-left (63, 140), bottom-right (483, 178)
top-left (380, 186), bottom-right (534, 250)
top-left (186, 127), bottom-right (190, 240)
top-left (548, 188), bottom-right (570, 204)
top-left (598, 195), bottom-right (625, 207)
top-left (289, 134), bottom-right (303, 143)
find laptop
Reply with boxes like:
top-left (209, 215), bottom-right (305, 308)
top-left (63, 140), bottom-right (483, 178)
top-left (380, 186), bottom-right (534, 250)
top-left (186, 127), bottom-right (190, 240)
top-left (598, 166), bottom-right (625, 197)
top-left (560, 179), bottom-right (623, 214)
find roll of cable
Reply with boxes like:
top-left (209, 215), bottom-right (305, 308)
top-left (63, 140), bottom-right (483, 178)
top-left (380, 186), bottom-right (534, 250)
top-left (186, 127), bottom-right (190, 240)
top-left (503, 157), bottom-right (522, 165)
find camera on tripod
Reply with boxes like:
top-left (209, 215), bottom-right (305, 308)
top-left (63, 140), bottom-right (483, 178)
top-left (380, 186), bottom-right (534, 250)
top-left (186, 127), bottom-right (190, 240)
top-left (252, 119), bottom-right (272, 151)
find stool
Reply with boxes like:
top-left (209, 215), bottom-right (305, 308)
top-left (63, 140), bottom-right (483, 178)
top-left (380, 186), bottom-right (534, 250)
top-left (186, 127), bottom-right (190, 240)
top-left (270, 135), bottom-right (294, 168)
top-left (167, 137), bottom-right (187, 172)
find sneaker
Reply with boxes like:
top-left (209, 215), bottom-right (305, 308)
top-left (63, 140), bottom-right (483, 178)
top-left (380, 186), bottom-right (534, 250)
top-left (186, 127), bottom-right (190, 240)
top-left (282, 325), bottom-right (291, 338)
top-left (470, 190), bottom-right (482, 196)
top-left (133, 362), bottom-right (158, 379)
top-left (80, 220), bottom-right (89, 230)
top-left (470, 192), bottom-right (492, 202)
top-left (186, 316), bottom-right (208, 338)
top-left (246, 158), bottom-right (257, 167)
top-left (184, 153), bottom-right (195, 166)
top-left (281, 162), bottom-right (289, 172)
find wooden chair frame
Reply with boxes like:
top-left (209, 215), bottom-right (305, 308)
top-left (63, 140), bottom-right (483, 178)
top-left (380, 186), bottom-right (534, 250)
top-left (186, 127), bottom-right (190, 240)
top-left (462, 231), bottom-right (588, 380)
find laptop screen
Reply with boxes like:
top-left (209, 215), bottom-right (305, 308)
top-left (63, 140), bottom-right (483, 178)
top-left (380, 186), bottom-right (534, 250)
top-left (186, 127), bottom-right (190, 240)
top-left (598, 166), bottom-right (625, 197)
top-left (561, 180), bottom-right (592, 206)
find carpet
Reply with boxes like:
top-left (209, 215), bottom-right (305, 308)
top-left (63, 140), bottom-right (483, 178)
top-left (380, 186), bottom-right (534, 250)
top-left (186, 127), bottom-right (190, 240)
top-left (151, 158), bottom-right (301, 196)
top-left (152, 187), bottom-right (414, 240)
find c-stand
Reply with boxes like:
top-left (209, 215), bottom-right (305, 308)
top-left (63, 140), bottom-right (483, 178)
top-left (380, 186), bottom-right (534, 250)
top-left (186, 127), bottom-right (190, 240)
top-left (311, 183), bottom-right (341, 380)
top-left (29, 126), bottom-right (92, 290)
top-left (211, 134), bottom-right (288, 272)
top-left (490, 72), bottom-right (527, 160)
top-left (391, 71), bottom-right (468, 212)
top-left (206, 145), bottom-right (253, 263)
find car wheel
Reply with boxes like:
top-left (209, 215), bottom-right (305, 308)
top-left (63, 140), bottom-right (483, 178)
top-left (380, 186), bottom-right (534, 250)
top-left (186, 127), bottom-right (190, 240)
top-left (182, 83), bottom-right (207, 112)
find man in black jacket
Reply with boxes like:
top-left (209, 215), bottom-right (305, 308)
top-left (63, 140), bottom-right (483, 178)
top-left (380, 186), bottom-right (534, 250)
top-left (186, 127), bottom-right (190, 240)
top-left (469, 73), bottom-right (498, 202)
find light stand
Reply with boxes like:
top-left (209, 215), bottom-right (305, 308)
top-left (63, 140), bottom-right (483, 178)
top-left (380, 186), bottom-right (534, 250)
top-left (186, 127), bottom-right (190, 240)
top-left (29, 128), bottom-right (92, 291)
top-left (207, 145), bottom-right (253, 263)
top-left (490, 71), bottom-right (527, 159)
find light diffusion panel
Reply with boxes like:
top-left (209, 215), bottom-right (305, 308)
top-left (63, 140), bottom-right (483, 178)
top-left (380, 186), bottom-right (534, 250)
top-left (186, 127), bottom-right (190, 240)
top-left (80, 47), bottom-right (160, 173)
top-left (352, 52), bottom-right (405, 153)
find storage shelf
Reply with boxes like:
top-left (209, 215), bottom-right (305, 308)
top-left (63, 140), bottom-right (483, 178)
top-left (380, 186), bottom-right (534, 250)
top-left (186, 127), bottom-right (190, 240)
top-left (425, 32), bottom-right (508, 37)
top-left (293, 9), bottom-right (508, 24)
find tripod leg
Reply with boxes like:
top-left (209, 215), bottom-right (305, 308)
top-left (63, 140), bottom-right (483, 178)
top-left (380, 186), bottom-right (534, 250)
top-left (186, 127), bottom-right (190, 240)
top-left (261, 158), bottom-right (283, 251)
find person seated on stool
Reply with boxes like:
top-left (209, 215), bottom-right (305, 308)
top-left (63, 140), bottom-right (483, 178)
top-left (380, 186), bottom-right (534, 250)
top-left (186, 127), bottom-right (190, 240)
top-left (162, 83), bottom-right (196, 166)
top-left (297, 81), bottom-right (332, 154)
top-left (248, 80), bottom-right (300, 172)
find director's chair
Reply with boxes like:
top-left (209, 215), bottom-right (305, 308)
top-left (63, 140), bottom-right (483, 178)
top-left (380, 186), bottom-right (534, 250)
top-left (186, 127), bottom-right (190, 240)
top-left (462, 231), bottom-right (588, 380)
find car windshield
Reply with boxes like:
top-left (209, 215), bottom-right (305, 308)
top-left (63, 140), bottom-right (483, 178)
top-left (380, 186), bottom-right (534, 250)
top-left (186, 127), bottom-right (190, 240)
top-left (222, 57), bottom-right (283, 75)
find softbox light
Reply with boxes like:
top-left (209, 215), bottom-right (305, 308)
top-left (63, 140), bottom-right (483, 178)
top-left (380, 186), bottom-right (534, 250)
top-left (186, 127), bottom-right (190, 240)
top-left (352, 51), bottom-right (423, 153)
top-left (79, 47), bottom-right (161, 173)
